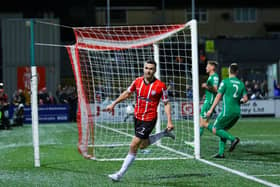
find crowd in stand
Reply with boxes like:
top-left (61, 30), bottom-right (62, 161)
top-left (9, 84), bottom-right (78, 108)
top-left (55, 84), bottom-right (78, 122)
top-left (164, 78), bottom-right (273, 101)
top-left (243, 79), bottom-right (269, 100)
top-left (0, 83), bottom-right (78, 130)
top-left (37, 84), bottom-right (78, 122)
top-left (242, 79), bottom-right (280, 99)
top-left (8, 84), bottom-right (78, 107)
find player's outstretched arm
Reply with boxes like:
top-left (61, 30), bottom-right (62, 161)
top-left (105, 90), bottom-right (132, 112)
top-left (164, 102), bottom-right (174, 131)
top-left (206, 93), bottom-right (222, 117)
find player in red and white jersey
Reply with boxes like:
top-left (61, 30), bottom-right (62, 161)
top-left (105, 60), bottom-right (175, 181)
top-left (128, 75), bottom-right (169, 121)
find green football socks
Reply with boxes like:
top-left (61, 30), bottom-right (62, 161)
top-left (200, 127), bottom-right (204, 136)
top-left (216, 129), bottom-right (235, 142)
top-left (207, 123), bottom-right (213, 132)
top-left (218, 138), bottom-right (227, 155)
top-left (206, 123), bottom-right (235, 142)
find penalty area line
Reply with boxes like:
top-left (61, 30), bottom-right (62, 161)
top-left (198, 158), bottom-right (280, 187)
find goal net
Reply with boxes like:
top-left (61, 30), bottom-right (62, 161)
top-left (66, 20), bottom-right (200, 161)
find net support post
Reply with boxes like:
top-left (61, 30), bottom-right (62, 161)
top-left (153, 44), bottom-right (161, 144)
top-left (30, 19), bottom-right (40, 167)
top-left (31, 66), bottom-right (40, 167)
top-left (190, 19), bottom-right (200, 159)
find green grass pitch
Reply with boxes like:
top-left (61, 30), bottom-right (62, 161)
top-left (0, 117), bottom-right (279, 186)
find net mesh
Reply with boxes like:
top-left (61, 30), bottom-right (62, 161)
top-left (67, 21), bottom-right (198, 160)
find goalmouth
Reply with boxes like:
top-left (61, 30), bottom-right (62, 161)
top-left (66, 19), bottom-right (200, 161)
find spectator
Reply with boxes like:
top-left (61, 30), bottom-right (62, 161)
top-left (19, 89), bottom-right (26, 105)
top-left (251, 83), bottom-right (263, 100)
top-left (23, 88), bottom-right (31, 105)
top-left (46, 92), bottom-right (57, 105)
top-left (252, 79), bottom-right (256, 87)
top-left (12, 89), bottom-right (25, 127)
top-left (0, 83), bottom-right (11, 130)
top-left (38, 87), bottom-right (48, 104)
top-left (68, 87), bottom-right (78, 122)
top-left (274, 80), bottom-right (280, 97)
top-left (186, 84), bottom-right (193, 100)
top-left (56, 84), bottom-right (62, 101)
top-left (59, 86), bottom-right (69, 104)
top-left (260, 80), bottom-right (268, 97)
top-left (245, 80), bottom-right (253, 99)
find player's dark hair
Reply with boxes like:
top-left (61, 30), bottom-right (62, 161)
top-left (229, 63), bottom-right (238, 74)
top-left (207, 60), bottom-right (218, 69)
top-left (146, 60), bottom-right (157, 68)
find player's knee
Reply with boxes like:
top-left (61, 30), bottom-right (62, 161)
top-left (139, 142), bottom-right (148, 149)
top-left (203, 122), bottom-right (209, 128)
top-left (200, 119), bottom-right (208, 127)
top-left (130, 143), bottom-right (139, 152)
top-left (139, 144), bottom-right (145, 149)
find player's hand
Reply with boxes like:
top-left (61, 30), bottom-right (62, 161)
top-left (167, 122), bottom-right (174, 131)
top-left (201, 83), bottom-right (207, 89)
top-left (206, 110), bottom-right (212, 118)
top-left (104, 104), bottom-right (114, 113)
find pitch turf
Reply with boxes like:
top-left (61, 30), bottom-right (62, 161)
top-left (0, 117), bottom-right (279, 186)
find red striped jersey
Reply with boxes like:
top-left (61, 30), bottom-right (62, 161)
top-left (127, 76), bottom-right (168, 121)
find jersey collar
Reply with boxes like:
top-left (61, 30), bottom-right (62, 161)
top-left (143, 77), bottom-right (157, 85)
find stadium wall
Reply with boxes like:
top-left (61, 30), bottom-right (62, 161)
top-left (275, 99), bottom-right (280, 117)
top-left (1, 18), bottom-right (60, 99)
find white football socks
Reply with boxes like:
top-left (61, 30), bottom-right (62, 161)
top-left (118, 153), bottom-right (136, 176)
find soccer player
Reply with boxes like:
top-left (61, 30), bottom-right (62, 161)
top-left (200, 60), bottom-right (219, 136)
top-left (105, 60), bottom-right (175, 182)
top-left (206, 63), bottom-right (248, 158)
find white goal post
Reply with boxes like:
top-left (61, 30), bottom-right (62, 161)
top-left (66, 19), bottom-right (200, 160)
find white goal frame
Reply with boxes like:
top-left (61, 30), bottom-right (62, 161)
top-left (66, 19), bottom-right (200, 160)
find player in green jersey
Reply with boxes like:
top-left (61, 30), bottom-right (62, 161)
top-left (206, 63), bottom-right (248, 158)
top-left (200, 60), bottom-right (219, 136)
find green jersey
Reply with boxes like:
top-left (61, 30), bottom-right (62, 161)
top-left (218, 77), bottom-right (247, 116)
top-left (204, 72), bottom-right (219, 104)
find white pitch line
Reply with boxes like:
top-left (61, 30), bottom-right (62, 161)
top-left (93, 157), bottom-right (190, 161)
top-left (224, 159), bottom-right (280, 166)
top-left (92, 143), bottom-right (130, 147)
top-left (157, 144), bottom-right (193, 158)
top-left (243, 135), bottom-right (280, 137)
top-left (96, 123), bottom-right (280, 186)
top-left (96, 123), bottom-right (134, 138)
top-left (95, 123), bottom-right (192, 159)
top-left (253, 174), bottom-right (280, 177)
top-left (198, 158), bottom-right (280, 187)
